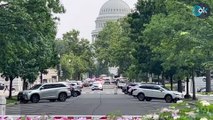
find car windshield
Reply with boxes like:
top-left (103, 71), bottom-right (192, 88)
top-left (29, 84), bottom-right (42, 90)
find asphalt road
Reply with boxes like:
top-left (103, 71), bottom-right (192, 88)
top-left (6, 85), bottom-right (171, 115)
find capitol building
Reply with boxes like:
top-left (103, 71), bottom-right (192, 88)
top-left (91, 0), bottom-right (131, 43)
top-left (92, 0), bottom-right (131, 75)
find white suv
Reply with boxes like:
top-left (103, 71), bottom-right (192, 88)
top-left (132, 84), bottom-right (184, 103)
top-left (18, 83), bottom-right (71, 103)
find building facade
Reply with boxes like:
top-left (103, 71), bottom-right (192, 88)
top-left (0, 69), bottom-right (58, 92)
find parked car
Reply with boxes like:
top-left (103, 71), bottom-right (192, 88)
top-left (76, 81), bottom-right (83, 88)
top-left (68, 80), bottom-right (83, 88)
top-left (128, 83), bottom-right (142, 95)
top-left (17, 83), bottom-right (71, 103)
top-left (83, 80), bottom-right (90, 87)
top-left (117, 81), bottom-right (126, 89)
top-left (0, 83), bottom-right (4, 90)
top-left (123, 82), bottom-right (140, 94)
top-left (132, 84), bottom-right (184, 103)
top-left (69, 82), bottom-right (82, 97)
top-left (91, 82), bottom-right (103, 91)
top-left (104, 79), bottom-right (111, 84)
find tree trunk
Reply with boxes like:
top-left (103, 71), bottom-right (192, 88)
top-left (170, 75), bottom-right (173, 90)
top-left (78, 73), bottom-right (80, 80)
top-left (23, 79), bottom-right (26, 90)
top-left (206, 70), bottom-right (211, 92)
top-left (192, 69), bottom-right (196, 100)
top-left (40, 71), bottom-right (43, 84)
top-left (157, 75), bottom-right (160, 85)
top-left (177, 80), bottom-right (182, 93)
top-left (8, 77), bottom-right (13, 99)
top-left (161, 73), bottom-right (165, 86)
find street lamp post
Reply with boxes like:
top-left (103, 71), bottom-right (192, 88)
top-left (184, 77), bottom-right (191, 98)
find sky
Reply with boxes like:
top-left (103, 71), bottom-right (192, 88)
top-left (56, 0), bottom-right (138, 40)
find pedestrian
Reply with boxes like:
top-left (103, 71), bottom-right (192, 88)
top-left (3, 85), bottom-right (8, 93)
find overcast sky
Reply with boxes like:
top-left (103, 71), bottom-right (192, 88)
top-left (56, 0), bottom-right (138, 40)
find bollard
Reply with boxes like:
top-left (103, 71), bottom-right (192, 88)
top-left (0, 96), bottom-right (6, 115)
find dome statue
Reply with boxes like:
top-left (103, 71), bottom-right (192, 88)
top-left (91, 0), bottom-right (131, 43)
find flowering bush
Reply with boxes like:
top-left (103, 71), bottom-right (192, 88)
top-left (157, 100), bottom-right (213, 120)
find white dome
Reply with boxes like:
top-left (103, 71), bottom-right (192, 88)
top-left (92, 0), bottom-right (131, 43)
top-left (99, 0), bottom-right (130, 15)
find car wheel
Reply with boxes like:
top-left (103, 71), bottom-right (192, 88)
top-left (137, 93), bottom-right (145, 101)
top-left (72, 92), bottom-right (78, 97)
top-left (49, 99), bottom-right (56, 102)
top-left (30, 94), bottom-right (40, 103)
top-left (58, 93), bottom-right (67, 102)
top-left (165, 95), bottom-right (173, 103)
top-left (146, 97), bottom-right (152, 101)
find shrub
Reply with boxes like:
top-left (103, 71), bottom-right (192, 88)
top-left (142, 100), bottom-right (213, 120)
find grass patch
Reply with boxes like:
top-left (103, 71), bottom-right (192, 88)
top-left (6, 96), bottom-right (18, 105)
top-left (198, 92), bottom-right (213, 95)
top-left (165, 84), bottom-right (172, 90)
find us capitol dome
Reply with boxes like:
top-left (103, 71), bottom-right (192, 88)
top-left (91, 0), bottom-right (131, 43)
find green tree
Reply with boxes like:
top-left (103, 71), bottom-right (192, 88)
top-left (94, 21), bottom-right (133, 76)
top-left (143, 0), bottom-right (213, 99)
top-left (0, 0), bottom-right (64, 98)
top-left (121, 0), bottom-right (168, 81)
top-left (58, 30), bottom-right (94, 80)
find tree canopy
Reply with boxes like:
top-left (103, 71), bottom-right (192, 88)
top-left (0, 0), bottom-right (64, 98)
top-left (56, 30), bottom-right (94, 80)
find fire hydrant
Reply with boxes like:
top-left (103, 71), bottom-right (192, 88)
top-left (0, 96), bottom-right (6, 115)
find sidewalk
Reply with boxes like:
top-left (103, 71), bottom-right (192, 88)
top-left (196, 94), bottom-right (213, 103)
top-left (182, 91), bottom-right (213, 103)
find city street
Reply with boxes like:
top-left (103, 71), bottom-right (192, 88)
top-left (6, 85), bottom-right (171, 115)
